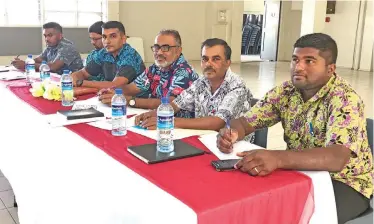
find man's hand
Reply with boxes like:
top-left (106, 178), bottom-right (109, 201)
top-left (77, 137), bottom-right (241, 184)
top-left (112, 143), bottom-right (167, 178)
top-left (235, 150), bottom-right (280, 176)
top-left (135, 110), bottom-right (157, 127)
top-left (98, 88), bottom-right (115, 105)
top-left (11, 58), bottom-right (25, 70)
top-left (216, 128), bottom-right (239, 153)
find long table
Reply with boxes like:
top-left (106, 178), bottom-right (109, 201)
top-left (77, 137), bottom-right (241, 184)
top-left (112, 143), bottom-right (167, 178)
top-left (0, 78), bottom-right (321, 224)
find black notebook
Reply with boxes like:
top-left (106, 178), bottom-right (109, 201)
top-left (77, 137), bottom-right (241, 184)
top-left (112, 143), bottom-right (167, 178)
top-left (57, 108), bottom-right (104, 120)
top-left (128, 140), bottom-right (205, 164)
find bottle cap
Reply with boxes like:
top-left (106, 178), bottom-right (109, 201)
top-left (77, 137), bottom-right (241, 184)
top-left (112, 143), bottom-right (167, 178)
top-left (115, 88), bottom-right (123, 95)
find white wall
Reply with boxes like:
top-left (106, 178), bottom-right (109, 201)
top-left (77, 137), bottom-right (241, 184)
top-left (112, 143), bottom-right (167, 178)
top-left (119, 1), bottom-right (243, 63)
top-left (322, 1), bottom-right (361, 68)
top-left (358, 0), bottom-right (373, 71)
top-left (244, 0), bottom-right (264, 14)
top-left (277, 1), bottom-right (302, 61)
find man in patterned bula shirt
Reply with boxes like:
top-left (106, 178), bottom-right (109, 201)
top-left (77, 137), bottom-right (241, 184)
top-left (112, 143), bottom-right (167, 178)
top-left (217, 33), bottom-right (373, 223)
top-left (99, 29), bottom-right (198, 118)
top-left (135, 38), bottom-right (254, 136)
top-left (12, 22), bottom-right (83, 74)
top-left (71, 21), bottom-right (145, 90)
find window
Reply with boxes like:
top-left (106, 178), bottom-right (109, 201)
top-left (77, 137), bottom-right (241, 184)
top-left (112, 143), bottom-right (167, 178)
top-left (0, 0), bottom-right (107, 27)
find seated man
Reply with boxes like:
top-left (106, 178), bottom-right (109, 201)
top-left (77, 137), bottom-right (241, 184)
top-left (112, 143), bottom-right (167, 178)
top-left (86, 21), bottom-right (105, 81)
top-left (99, 29), bottom-right (198, 118)
top-left (217, 33), bottom-right (373, 224)
top-left (71, 21), bottom-right (145, 90)
top-left (135, 38), bottom-right (253, 134)
top-left (12, 22), bottom-right (83, 74)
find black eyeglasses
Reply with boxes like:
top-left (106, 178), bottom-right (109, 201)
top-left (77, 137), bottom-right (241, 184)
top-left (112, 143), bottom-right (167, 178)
top-left (151, 44), bottom-right (179, 52)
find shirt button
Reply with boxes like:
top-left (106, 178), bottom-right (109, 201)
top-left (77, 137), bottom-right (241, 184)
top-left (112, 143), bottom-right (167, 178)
top-left (210, 98), bottom-right (213, 101)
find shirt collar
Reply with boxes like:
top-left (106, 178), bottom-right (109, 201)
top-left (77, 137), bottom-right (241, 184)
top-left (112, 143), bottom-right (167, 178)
top-left (293, 73), bottom-right (337, 103)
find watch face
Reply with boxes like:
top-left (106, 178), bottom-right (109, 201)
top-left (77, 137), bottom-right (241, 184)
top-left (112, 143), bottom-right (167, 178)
top-left (129, 99), bottom-right (135, 106)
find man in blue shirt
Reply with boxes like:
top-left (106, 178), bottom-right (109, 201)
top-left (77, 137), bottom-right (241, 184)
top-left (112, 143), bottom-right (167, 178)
top-left (71, 21), bottom-right (145, 90)
top-left (12, 22), bottom-right (83, 74)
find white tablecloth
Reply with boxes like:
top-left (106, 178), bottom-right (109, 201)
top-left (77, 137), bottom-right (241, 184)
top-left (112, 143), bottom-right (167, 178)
top-left (0, 82), bottom-right (337, 224)
top-left (0, 84), bottom-right (197, 224)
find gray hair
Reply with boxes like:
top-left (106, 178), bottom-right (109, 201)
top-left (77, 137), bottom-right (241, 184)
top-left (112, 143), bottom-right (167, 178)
top-left (158, 29), bottom-right (182, 46)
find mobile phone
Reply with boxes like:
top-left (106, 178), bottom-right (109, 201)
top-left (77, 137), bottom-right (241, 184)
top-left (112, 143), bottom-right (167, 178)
top-left (211, 159), bottom-right (240, 172)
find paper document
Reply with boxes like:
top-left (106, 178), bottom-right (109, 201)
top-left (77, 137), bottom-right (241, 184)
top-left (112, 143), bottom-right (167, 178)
top-left (0, 66), bottom-right (17, 72)
top-left (0, 71), bottom-right (26, 81)
top-left (199, 133), bottom-right (263, 160)
top-left (73, 97), bottom-right (112, 117)
top-left (88, 116), bottom-right (136, 130)
top-left (128, 126), bottom-right (217, 140)
top-left (45, 113), bottom-right (106, 128)
top-left (73, 97), bottom-right (150, 118)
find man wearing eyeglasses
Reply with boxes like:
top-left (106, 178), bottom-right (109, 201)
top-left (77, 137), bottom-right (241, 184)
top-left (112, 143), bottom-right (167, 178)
top-left (99, 29), bottom-right (198, 118)
top-left (85, 21), bottom-right (105, 82)
top-left (134, 38), bottom-right (254, 136)
top-left (71, 21), bottom-right (145, 90)
top-left (11, 22), bottom-right (83, 74)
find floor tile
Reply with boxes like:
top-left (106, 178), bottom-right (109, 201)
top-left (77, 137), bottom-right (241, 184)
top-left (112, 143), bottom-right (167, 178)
top-left (8, 207), bottom-right (18, 224)
top-left (0, 190), bottom-right (14, 208)
top-left (0, 177), bottom-right (12, 192)
top-left (0, 209), bottom-right (15, 224)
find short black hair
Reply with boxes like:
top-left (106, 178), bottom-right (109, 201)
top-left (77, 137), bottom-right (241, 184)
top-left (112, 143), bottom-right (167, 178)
top-left (88, 21), bottom-right (104, 35)
top-left (158, 29), bottom-right (182, 46)
top-left (201, 38), bottom-right (231, 60)
top-left (42, 22), bottom-right (62, 33)
top-left (294, 33), bottom-right (338, 64)
top-left (102, 21), bottom-right (125, 34)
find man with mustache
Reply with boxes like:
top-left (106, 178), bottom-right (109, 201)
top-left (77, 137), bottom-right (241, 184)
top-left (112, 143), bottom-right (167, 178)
top-left (216, 33), bottom-right (373, 223)
top-left (71, 21), bottom-right (145, 90)
top-left (12, 22), bottom-right (83, 74)
top-left (99, 29), bottom-right (198, 118)
top-left (135, 38), bottom-right (253, 136)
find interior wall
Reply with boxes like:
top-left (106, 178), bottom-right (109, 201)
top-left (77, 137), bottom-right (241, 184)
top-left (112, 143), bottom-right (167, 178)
top-left (322, 1), bottom-right (361, 68)
top-left (277, 1), bottom-right (302, 61)
top-left (119, 1), bottom-right (243, 63)
top-left (358, 0), bottom-right (373, 71)
top-left (244, 0), bottom-right (264, 14)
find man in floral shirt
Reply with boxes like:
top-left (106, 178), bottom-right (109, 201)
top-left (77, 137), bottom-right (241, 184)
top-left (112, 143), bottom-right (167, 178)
top-left (217, 33), bottom-right (373, 223)
top-left (136, 38), bottom-right (253, 138)
top-left (99, 29), bottom-right (198, 118)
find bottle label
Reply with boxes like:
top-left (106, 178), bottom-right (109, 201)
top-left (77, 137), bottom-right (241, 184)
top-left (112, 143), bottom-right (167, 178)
top-left (61, 81), bottom-right (73, 91)
top-left (26, 64), bottom-right (35, 72)
top-left (157, 115), bottom-right (174, 129)
top-left (112, 105), bottom-right (126, 117)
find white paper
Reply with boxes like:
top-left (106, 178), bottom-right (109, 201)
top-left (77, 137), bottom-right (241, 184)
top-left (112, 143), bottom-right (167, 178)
top-left (73, 97), bottom-right (112, 117)
top-left (73, 97), bottom-right (150, 118)
top-left (88, 116), bottom-right (136, 130)
top-left (45, 114), bottom-right (106, 128)
top-left (127, 126), bottom-right (217, 140)
top-left (199, 133), bottom-right (263, 160)
top-left (0, 65), bottom-right (17, 72)
top-left (0, 71), bottom-right (26, 80)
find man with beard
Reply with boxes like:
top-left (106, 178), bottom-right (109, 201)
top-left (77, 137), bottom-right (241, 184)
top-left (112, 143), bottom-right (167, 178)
top-left (12, 22), bottom-right (83, 74)
top-left (216, 33), bottom-right (373, 224)
top-left (99, 29), bottom-right (198, 118)
top-left (134, 38), bottom-right (254, 136)
top-left (71, 21), bottom-right (145, 90)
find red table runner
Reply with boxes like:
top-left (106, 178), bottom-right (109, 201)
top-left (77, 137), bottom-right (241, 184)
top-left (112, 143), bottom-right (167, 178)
top-left (6, 81), bottom-right (314, 224)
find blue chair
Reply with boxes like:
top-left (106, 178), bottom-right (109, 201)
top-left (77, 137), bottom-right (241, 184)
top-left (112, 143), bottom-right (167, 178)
top-left (250, 98), bottom-right (268, 148)
top-left (346, 118), bottom-right (373, 224)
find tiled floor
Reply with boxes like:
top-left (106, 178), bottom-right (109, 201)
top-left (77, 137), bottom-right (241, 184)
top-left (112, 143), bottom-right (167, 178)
top-left (0, 171), bottom-right (18, 224)
top-left (0, 61), bottom-right (372, 223)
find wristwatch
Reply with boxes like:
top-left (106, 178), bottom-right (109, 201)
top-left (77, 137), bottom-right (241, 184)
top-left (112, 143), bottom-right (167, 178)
top-left (129, 96), bottom-right (136, 107)
top-left (76, 79), bottom-right (83, 87)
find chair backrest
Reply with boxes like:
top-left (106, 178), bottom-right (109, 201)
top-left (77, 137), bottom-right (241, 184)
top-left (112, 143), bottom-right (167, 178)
top-left (250, 98), bottom-right (268, 148)
top-left (367, 118), bottom-right (373, 154)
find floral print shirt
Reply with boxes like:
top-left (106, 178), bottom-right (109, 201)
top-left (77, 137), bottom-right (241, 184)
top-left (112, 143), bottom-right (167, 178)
top-left (245, 74), bottom-right (373, 198)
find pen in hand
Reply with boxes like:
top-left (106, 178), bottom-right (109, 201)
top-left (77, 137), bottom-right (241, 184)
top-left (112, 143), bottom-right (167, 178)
top-left (226, 120), bottom-right (233, 149)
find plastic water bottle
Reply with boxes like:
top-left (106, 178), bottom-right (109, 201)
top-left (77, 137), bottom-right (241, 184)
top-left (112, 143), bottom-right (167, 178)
top-left (39, 61), bottom-right (50, 80)
top-left (25, 54), bottom-right (35, 83)
top-left (157, 97), bottom-right (174, 153)
top-left (61, 70), bottom-right (74, 106)
top-left (111, 88), bottom-right (127, 136)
